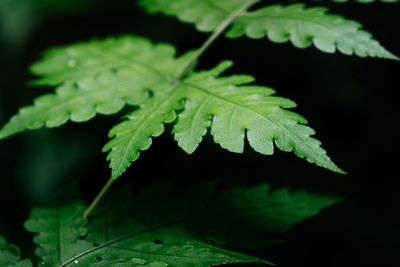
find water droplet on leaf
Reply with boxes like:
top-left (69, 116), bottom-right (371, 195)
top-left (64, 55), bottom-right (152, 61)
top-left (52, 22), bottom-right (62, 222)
top-left (68, 59), bottom-right (76, 67)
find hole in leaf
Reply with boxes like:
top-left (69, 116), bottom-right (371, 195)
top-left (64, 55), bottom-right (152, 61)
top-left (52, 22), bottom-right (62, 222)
top-left (96, 257), bottom-right (103, 261)
top-left (147, 89), bottom-right (154, 97)
top-left (152, 239), bottom-right (164, 245)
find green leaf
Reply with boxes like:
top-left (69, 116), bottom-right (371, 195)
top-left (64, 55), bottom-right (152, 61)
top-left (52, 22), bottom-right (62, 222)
top-left (24, 197), bottom-right (91, 267)
top-left (102, 85), bottom-right (185, 179)
top-left (112, 181), bottom-right (340, 249)
top-left (0, 236), bottom-right (32, 267)
top-left (0, 35), bottom-right (190, 139)
top-left (24, 180), bottom-right (339, 266)
top-left (139, 1), bottom-right (398, 59)
top-left (0, 35), bottom-right (343, 179)
top-left (104, 58), bottom-right (344, 179)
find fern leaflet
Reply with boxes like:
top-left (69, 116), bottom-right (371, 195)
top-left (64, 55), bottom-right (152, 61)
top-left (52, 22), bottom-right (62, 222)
top-left (23, 197), bottom-right (90, 267)
top-left (104, 58), bottom-right (345, 179)
top-left (24, 180), bottom-right (339, 266)
top-left (0, 36), bottom-right (190, 139)
top-left (139, 1), bottom-right (398, 59)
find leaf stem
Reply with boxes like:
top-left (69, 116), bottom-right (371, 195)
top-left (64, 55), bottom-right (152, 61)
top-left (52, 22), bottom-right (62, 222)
top-left (176, 0), bottom-right (261, 80)
top-left (83, 178), bottom-right (115, 219)
top-left (84, 0), bottom-right (260, 220)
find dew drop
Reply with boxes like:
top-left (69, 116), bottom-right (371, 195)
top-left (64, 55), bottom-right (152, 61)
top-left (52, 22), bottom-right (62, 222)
top-left (74, 260), bottom-right (79, 264)
top-left (68, 59), bottom-right (76, 68)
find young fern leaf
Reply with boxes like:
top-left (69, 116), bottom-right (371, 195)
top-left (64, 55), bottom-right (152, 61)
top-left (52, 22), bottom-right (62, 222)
top-left (24, 180), bottom-right (339, 266)
top-left (104, 58), bottom-right (344, 179)
top-left (139, 1), bottom-right (398, 59)
top-left (0, 35), bottom-right (344, 179)
top-left (0, 236), bottom-right (32, 267)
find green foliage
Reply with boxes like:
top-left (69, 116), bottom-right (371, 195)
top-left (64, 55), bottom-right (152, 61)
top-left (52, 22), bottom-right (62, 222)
top-left (0, 0), bottom-right (398, 265)
top-left (139, 1), bottom-right (398, 59)
top-left (0, 236), bottom-right (32, 267)
top-left (0, 35), bottom-right (343, 179)
top-left (24, 197), bottom-right (90, 267)
top-left (24, 180), bottom-right (338, 266)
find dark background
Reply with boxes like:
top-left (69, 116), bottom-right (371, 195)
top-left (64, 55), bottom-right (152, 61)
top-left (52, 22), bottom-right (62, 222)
top-left (1, 0), bottom-right (399, 266)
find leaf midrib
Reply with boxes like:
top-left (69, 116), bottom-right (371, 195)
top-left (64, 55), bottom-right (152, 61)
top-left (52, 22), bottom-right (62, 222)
top-left (60, 202), bottom-right (282, 267)
top-left (112, 87), bottom-right (181, 177)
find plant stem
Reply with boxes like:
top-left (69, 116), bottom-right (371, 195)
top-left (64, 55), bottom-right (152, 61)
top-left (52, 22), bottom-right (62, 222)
top-left (83, 178), bottom-right (115, 219)
top-left (83, 0), bottom-right (259, 220)
top-left (176, 0), bottom-right (261, 80)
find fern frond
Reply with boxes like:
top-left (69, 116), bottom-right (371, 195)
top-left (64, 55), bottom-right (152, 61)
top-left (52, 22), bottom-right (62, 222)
top-left (104, 58), bottom-right (344, 179)
top-left (0, 36), bottom-right (189, 139)
top-left (139, 1), bottom-right (398, 59)
top-left (24, 180), bottom-right (339, 266)
top-left (0, 236), bottom-right (32, 267)
top-left (0, 35), bottom-right (343, 179)
top-left (176, 61), bottom-right (345, 173)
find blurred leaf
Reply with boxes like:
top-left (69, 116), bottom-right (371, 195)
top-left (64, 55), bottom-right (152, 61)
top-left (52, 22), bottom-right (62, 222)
top-left (24, 197), bottom-right (91, 267)
top-left (139, 1), bottom-right (398, 59)
top-left (0, 235), bottom-right (32, 267)
top-left (24, 180), bottom-right (339, 266)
